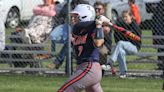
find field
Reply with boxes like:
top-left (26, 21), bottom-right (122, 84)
top-left (0, 74), bottom-right (163, 92)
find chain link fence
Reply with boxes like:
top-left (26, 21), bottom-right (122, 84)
top-left (0, 0), bottom-right (163, 78)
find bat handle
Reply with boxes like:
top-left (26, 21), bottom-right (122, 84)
top-left (112, 24), bottom-right (125, 31)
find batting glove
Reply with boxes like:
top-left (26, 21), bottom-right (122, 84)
top-left (98, 15), bottom-right (113, 26)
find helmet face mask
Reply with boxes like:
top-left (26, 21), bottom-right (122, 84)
top-left (70, 4), bottom-right (96, 22)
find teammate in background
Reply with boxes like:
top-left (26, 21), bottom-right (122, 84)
top-left (57, 4), bottom-right (104, 92)
top-left (128, 0), bottom-right (141, 25)
top-left (16, 0), bottom-right (64, 44)
top-left (104, 10), bottom-right (141, 78)
top-left (0, 19), bottom-right (5, 51)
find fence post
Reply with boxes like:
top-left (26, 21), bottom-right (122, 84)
top-left (66, 0), bottom-right (72, 76)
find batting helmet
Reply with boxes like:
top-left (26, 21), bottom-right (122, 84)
top-left (70, 4), bottom-right (96, 22)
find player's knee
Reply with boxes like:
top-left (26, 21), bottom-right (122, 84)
top-left (119, 49), bottom-right (126, 56)
top-left (117, 41), bottom-right (124, 46)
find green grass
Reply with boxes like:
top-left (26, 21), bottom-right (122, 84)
top-left (0, 75), bottom-right (163, 92)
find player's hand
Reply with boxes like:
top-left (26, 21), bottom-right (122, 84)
top-left (98, 15), bottom-right (113, 26)
top-left (95, 18), bottom-right (103, 25)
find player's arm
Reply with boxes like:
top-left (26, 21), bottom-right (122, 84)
top-left (94, 21), bottom-right (104, 47)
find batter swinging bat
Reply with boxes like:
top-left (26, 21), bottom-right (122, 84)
top-left (97, 15), bottom-right (141, 41)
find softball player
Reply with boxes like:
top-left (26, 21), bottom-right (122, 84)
top-left (57, 4), bottom-right (106, 92)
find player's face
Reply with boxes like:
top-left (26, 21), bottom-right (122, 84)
top-left (123, 13), bottom-right (132, 24)
top-left (71, 13), bottom-right (79, 25)
top-left (95, 5), bottom-right (105, 16)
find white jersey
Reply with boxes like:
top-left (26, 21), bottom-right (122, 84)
top-left (0, 19), bottom-right (5, 51)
